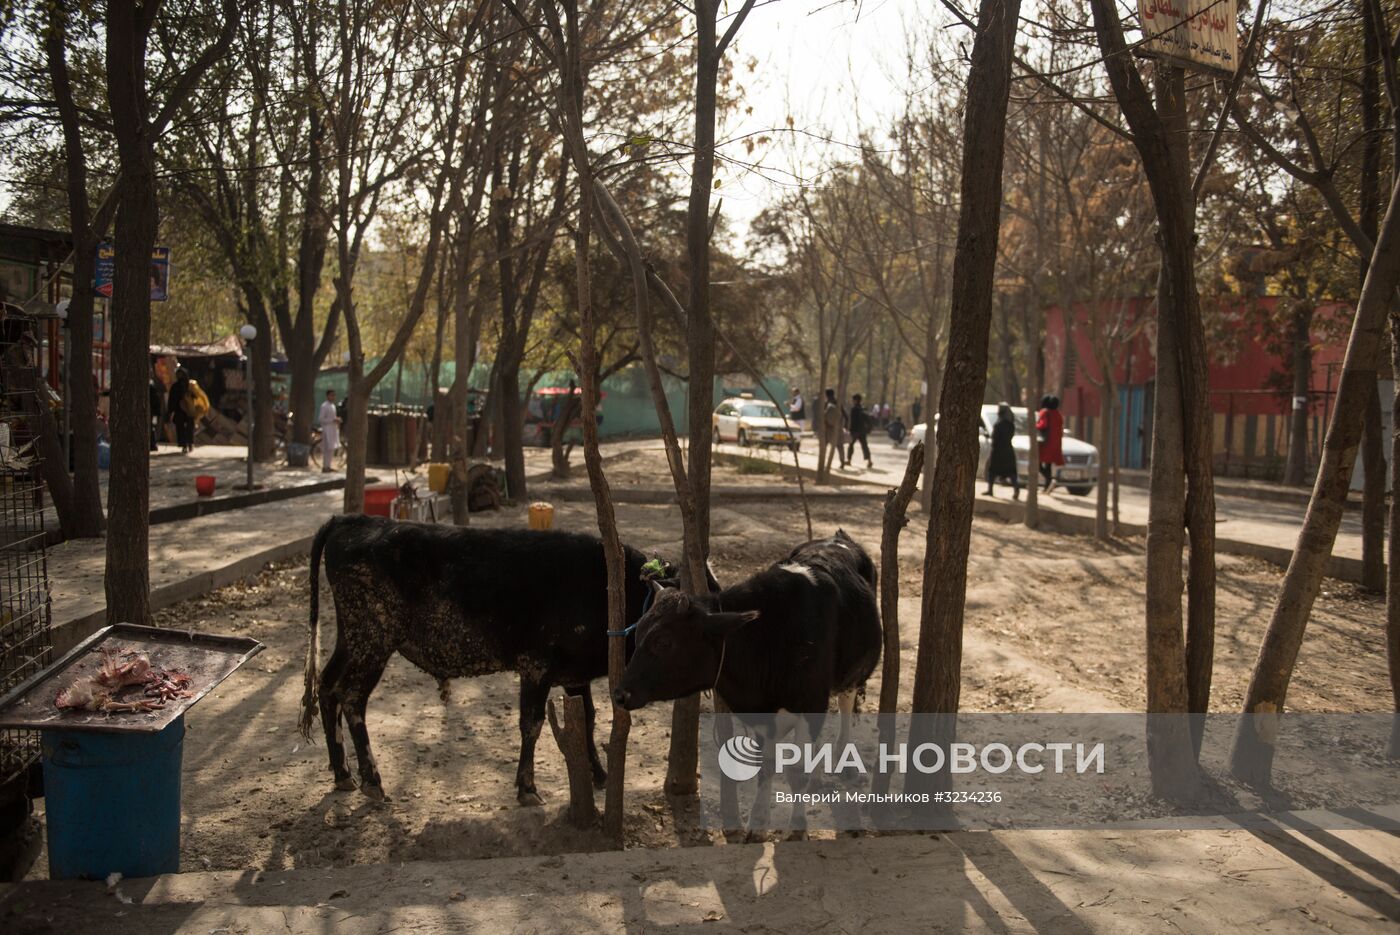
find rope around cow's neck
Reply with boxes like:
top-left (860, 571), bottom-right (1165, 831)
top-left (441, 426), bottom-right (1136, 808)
top-left (707, 595), bottom-right (726, 701)
top-left (605, 586), bottom-right (656, 638)
top-left (709, 638), bottom-right (727, 701)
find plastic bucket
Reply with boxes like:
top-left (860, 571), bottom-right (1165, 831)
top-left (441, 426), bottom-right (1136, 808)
top-left (427, 463), bottom-right (450, 493)
top-left (195, 475), bottom-right (216, 497)
top-left (364, 485), bottom-right (398, 517)
top-left (42, 716), bottom-right (185, 880)
top-left (528, 501), bottom-right (554, 530)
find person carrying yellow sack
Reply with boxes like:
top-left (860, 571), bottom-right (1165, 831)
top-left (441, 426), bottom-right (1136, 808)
top-left (167, 367), bottom-right (207, 453)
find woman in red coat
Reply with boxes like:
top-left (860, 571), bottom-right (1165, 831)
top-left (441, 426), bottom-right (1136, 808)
top-left (1036, 395), bottom-right (1064, 491)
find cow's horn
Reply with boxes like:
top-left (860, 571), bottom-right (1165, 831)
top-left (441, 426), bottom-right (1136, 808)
top-left (649, 579), bottom-right (667, 596)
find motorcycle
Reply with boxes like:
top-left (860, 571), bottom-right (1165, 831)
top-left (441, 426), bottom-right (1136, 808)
top-left (887, 417), bottom-right (908, 448)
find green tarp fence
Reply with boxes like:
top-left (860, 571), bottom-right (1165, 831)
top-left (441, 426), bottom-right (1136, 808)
top-left (313, 360), bottom-right (792, 439)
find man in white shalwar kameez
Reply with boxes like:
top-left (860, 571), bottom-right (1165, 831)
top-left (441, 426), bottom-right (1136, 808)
top-left (319, 389), bottom-right (341, 472)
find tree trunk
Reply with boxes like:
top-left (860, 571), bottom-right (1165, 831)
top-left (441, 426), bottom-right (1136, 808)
top-left (920, 319), bottom-right (940, 512)
top-left (1095, 375), bottom-right (1114, 540)
top-left (1110, 387), bottom-right (1122, 533)
top-left (669, 0), bottom-right (744, 799)
top-left (65, 287), bottom-right (104, 537)
top-left (1283, 302), bottom-right (1312, 486)
top-left (547, 695), bottom-right (599, 828)
top-left (1022, 293), bottom-right (1042, 528)
top-left (881, 442), bottom-right (925, 714)
top-left (1362, 381), bottom-right (1386, 592)
top-left (450, 285), bottom-right (483, 514)
top-left (103, 0), bottom-right (157, 626)
top-left (909, 0), bottom-right (1022, 801)
top-left (245, 293), bottom-right (276, 461)
top-left (1232, 174), bottom-right (1400, 785)
top-left (491, 140), bottom-right (529, 503)
top-left (1390, 314), bottom-right (1400, 758)
top-left (44, 12), bottom-right (104, 537)
top-left (498, 361), bottom-right (525, 501)
top-left (1144, 257), bottom-right (1197, 791)
top-left (1158, 66), bottom-right (1217, 752)
top-left (1089, 2), bottom-right (1205, 793)
top-left (551, 392), bottom-right (580, 478)
top-left (343, 370), bottom-right (371, 513)
top-left (283, 104), bottom-right (331, 452)
top-left (1363, 0), bottom-right (1398, 752)
top-left (573, 176), bottom-right (628, 846)
top-left (872, 442), bottom-right (924, 796)
top-left (815, 359), bottom-right (831, 484)
top-left (428, 268), bottom-right (450, 461)
top-left (1356, 5), bottom-right (1387, 595)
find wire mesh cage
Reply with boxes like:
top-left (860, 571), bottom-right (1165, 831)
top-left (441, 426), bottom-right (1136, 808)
top-left (0, 308), bottom-right (54, 784)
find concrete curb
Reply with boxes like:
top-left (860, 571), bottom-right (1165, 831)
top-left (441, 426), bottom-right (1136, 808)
top-left (713, 454), bottom-right (1370, 585)
top-left (711, 449), bottom-right (875, 489)
top-left (538, 484), bottom-right (885, 505)
top-left (1112, 467), bottom-right (1368, 510)
top-left (970, 495), bottom-right (1370, 584)
top-left (149, 478), bottom-right (347, 525)
top-left (50, 533), bottom-right (319, 658)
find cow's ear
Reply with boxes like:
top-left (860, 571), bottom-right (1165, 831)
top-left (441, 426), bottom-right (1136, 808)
top-left (704, 609), bottom-right (759, 637)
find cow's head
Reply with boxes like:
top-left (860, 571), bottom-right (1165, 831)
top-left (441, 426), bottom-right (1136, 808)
top-left (612, 583), bottom-right (757, 710)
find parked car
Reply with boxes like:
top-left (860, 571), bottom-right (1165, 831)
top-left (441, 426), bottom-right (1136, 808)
top-left (911, 405), bottom-right (1098, 495)
top-left (713, 395), bottom-right (802, 450)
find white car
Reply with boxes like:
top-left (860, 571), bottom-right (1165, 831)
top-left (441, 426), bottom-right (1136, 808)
top-left (713, 396), bottom-right (802, 450)
top-left (911, 404), bottom-right (1098, 495)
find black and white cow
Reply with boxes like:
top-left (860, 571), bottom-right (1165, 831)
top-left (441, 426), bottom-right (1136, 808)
top-left (613, 529), bottom-right (881, 833)
top-left (613, 528), bottom-right (880, 716)
top-left (301, 514), bottom-right (677, 804)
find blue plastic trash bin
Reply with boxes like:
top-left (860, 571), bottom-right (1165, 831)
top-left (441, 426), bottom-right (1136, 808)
top-left (41, 715), bottom-right (185, 880)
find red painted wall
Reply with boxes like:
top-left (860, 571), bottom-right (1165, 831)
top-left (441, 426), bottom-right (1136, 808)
top-left (1043, 297), bottom-right (1351, 422)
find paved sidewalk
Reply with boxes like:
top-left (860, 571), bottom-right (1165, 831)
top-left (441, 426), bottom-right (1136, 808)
top-left (3, 810), bottom-right (1396, 933)
top-left (716, 438), bottom-right (1372, 580)
top-left (44, 440), bottom-right (657, 652)
top-left (44, 434), bottom-right (1374, 657)
top-left (104, 445), bottom-right (347, 513)
top-left (45, 488), bottom-right (345, 654)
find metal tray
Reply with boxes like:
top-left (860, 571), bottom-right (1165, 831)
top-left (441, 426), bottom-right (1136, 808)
top-left (0, 623), bottom-right (264, 734)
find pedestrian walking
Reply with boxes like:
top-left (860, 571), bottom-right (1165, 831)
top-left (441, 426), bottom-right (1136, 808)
top-left (986, 402), bottom-right (1020, 499)
top-left (1036, 394), bottom-right (1064, 492)
top-left (912, 397), bottom-right (922, 425)
top-left (148, 370), bottom-right (164, 452)
top-left (846, 393), bottom-right (873, 469)
top-left (888, 414), bottom-right (907, 447)
top-left (821, 388), bottom-right (847, 468)
top-left (319, 389), bottom-right (342, 472)
top-left (167, 367), bottom-right (194, 453)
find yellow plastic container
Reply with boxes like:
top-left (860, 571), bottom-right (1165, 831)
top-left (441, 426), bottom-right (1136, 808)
top-left (528, 501), bottom-right (555, 530)
top-left (427, 462), bottom-right (450, 494)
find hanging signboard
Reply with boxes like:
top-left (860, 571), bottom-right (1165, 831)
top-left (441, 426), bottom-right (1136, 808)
top-left (94, 243), bottom-right (115, 298)
top-left (94, 243), bottom-right (172, 301)
top-left (1137, 0), bottom-right (1239, 74)
top-left (150, 246), bottom-right (170, 302)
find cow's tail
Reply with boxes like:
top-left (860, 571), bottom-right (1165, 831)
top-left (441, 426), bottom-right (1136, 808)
top-left (300, 519), bottom-right (333, 739)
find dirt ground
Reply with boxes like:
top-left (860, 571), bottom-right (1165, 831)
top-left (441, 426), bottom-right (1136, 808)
top-left (29, 449), bottom-right (1393, 878)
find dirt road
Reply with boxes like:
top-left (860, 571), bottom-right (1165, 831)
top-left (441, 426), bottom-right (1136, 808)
top-left (21, 449), bottom-right (1388, 878)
